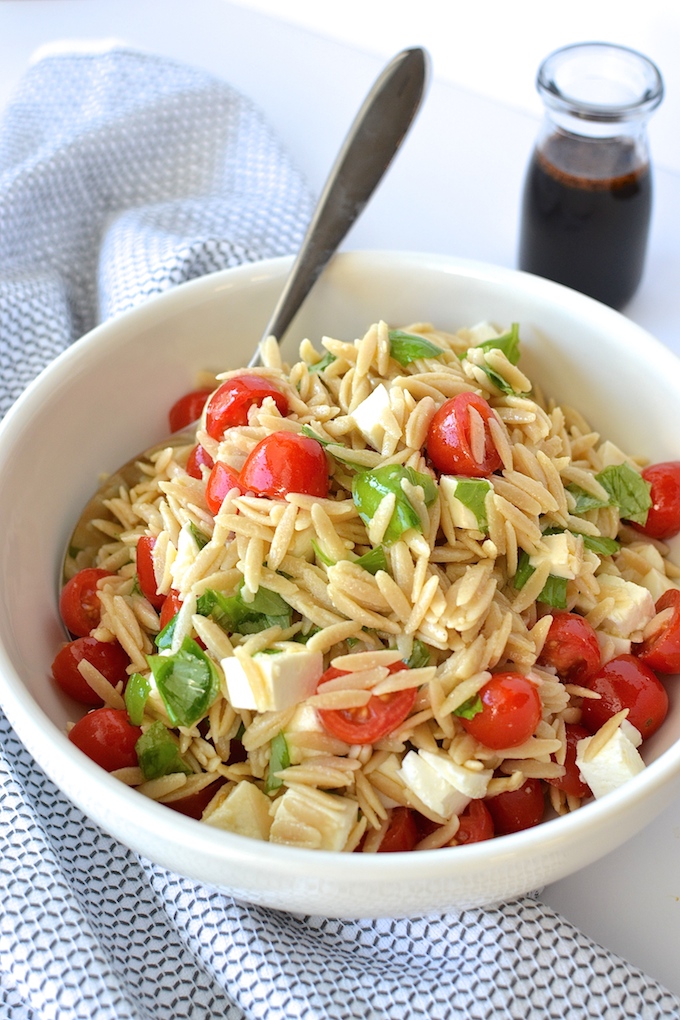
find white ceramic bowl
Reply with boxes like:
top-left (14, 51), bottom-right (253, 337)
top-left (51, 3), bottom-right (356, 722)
top-left (1, 251), bottom-right (680, 918)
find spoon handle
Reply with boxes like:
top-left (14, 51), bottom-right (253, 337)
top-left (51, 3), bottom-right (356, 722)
top-left (250, 46), bottom-right (429, 366)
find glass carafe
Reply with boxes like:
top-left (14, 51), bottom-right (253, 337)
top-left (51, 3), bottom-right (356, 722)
top-left (518, 42), bottom-right (664, 309)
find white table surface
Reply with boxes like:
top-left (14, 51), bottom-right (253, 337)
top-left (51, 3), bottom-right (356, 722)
top-left (2, 0), bottom-right (680, 999)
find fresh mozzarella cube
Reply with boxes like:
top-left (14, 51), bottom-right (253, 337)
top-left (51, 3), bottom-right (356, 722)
top-left (529, 532), bottom-right (581, 579)
top-left (596, 575), bottom-right (655, 638)
top-left (466, 321), bottom-right (501, 344)
top-left (620, 719), bottom-right (643, 748)
top-left (640, 568), bottom-right (675, 603)
top-left (575, 724), bottom-right (645, 798)
top-left (597, 440), bottom-right (630, 469)
top-left (221, 644), bottom-right (323, 713)
top-left (348, 383), bottom-right (392, 451)
top-left (269, 786), bottom-right (358, 851)
top-left (398, 749), bottom-right (493, 820)
top-left (596, 631), bottom-right (631, 664)
top-left (203, 780), bottom-right (273, 840)
top-left (440, 475), bottom-right (491, 532)
top-left (285, 703), bottom-right (326, 764)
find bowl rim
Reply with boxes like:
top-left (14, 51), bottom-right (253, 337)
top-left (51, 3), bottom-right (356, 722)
top-left (2, 248), bottom-right (680, 888)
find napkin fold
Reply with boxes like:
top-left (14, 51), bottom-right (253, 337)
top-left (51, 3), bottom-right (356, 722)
top-left (0, 44), bottom-right (678, 1020)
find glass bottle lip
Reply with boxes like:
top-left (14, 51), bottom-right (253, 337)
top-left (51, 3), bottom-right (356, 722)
top-left (537, 42), bottom-right (664, 123)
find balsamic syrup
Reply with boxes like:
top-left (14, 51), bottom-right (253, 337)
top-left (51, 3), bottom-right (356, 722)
top-left (519, 135), bottom-right (652, 309)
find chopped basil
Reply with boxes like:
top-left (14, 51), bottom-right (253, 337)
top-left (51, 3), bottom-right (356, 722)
top-left (406, 638), bottom-right (430, 669)
top-left (308, 352), bottom-right (336, 374)
top-left (293, 626), bottom-right (321, 644)
top-left (311, 539), bottom-right (335, 566)
top-left (155, 613), bottom-right (178, 650)
top-left (447, 476), bottom-right (491, 531)
top-left (265, 731), bottom-right (290, 793)
top-left (188, 521), bottom-right (210, 550)
top-left (135, 720), bottom-right (192, 780)
top-left (124, 672), bottom-right (150, 726)
top-left (352, 464), bottom-right (437, 545)
top-left (596, 462), bottom-right (652, 526)
top-left (581, 534), bottom-right (620, 556)
top-left (353, 546), bottom-right (388, 575)
top-left (513, 551), bottom-right (568, 608)
top-left (473, 323), bottom-right (521, 365)
top-left (301, 425), bottom-right (332, 446)
top-left (147, 636), bottom-right (220, 728)
top-left (196, 585), bottom-right (292, 635)
top-left (453, 694), bottom-right (483, 719)
top-left (388, 329), bottom-right (444, 366)
top-left (565, 483), bottom-right (610, 515)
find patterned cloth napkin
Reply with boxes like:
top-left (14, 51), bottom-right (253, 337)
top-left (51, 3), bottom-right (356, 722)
top-left (1, 44), bottom-right (679, 1020)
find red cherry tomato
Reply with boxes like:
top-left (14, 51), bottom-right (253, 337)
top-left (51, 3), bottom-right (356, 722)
top-left (136, 535), bottom-right (164, 610)
top-left (454, 799), bottom-right (495, 844)
top-left (205, 376), bottom-right (289, 440)
top-left (537, 611), bottom-right (601, 685)
top-left (52, 637), bottom-right (130, 705)
top-left (68, 707), bottom-right (141, 771)
top-left (636, 589), bottom-right (680, 674)
top-left (59, 567), bottom-right (113, 637)
top-left (632, 461), bottom-right (680, 540)
top-left (168, 777), bottom-right (228, 819)
top-left (580, 653), bottom-right (668, 739)
top-left (459, 672), bottom-right (542, 750)
top-left (485, 778), bottom-right (545, 835)
top-left (547, 723), bottom-right (592, 799)
top-left (186, 443), bottom-right (214, 479)
top-left (316, 663), bottom-right (417, 745)
top-left (239, 432), bottom-right (329, 499)
top-left (426, 391), bottom-right (503, 477)
top-left (168, 388), bottom-right (213, 433)
top-left (159, 589), bottom-right (183, 631)
top-left (205, 460), bottom-right (245, 514)
top-left (377, 807), bottom-right (418, 852)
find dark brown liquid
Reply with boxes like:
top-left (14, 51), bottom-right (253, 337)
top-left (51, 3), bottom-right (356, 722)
top-left (519, 135), bottom-right (652, 309)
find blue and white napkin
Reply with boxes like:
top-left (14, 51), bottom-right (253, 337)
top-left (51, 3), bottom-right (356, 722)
top-left (1, 44), bottom-right (678, 1020)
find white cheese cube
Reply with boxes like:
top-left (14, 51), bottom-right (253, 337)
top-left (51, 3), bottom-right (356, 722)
top-left (269, 786), bottom-right (358, 851)
top-left (640, 568), bottom-right (675, 603)
top-left (575, 724), bottom-right (645, 799)
top-left (596, 631), bottom-right (631, 664)
top-left (440, 476), bottom-right (491, 532)
top-left (221, 643), bottom-right (323, 713)
top-left (398, 748), bottom-right (493, 820)
top-left (348, 383), bottom-right (392, 451)
top-left (203, 780), bottom-right (273, 840)
top-left (529, 532), bottom-right (581, 579)
top-left (596, 575), bottom-right (655, 639)
top-left (597, 440), bottom-right (630, 469)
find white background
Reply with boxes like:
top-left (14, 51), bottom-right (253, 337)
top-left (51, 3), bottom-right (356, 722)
top-left (1, 0), bottom-right (680, 999)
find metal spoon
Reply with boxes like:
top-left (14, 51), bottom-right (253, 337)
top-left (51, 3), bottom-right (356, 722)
top-left (65, 46), bottom-right (429, 573)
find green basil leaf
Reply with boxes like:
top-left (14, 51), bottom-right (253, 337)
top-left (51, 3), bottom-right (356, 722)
top-left (388, 329), bottom-right (444, 366)
top-left (124, 672), bottom-right (150, 726)
top-left (453, 694), bottom-right (483, 720)
top-left (308, 352), bottom-right (336, 374)
top-left (565, 483), bottom-right (611, 515)
top-left (188, 522), bottom-right (209, 550)
top-left (477, 364), bottom-right (517, 396)
top-left (474, 323), bottom-right (521, 365)
top-left (352, 465), bottom-right (437, 545)
top-left (446, 477), bottom-right (491, 531)
top-left (147, 636), bottom-right (220, 728)
top-left (513, 550), bottom-right (535, 590)
top-left (406, 638), bottom-right (430, 670)
top-left (353, 546), bottom-right (388, 575)
top-left (265, 731), bottom-right (290, 793)
top-left (301, 424), bottom-right (332, 446)
top-left (196, 585), bottom-right (292, 635)
top-left (537, 574), bottom-right (568, 609)
top-left (155, 613), bottom-right (178, 650)
top-left (311, 539), bottom-right (335, 566)
top-left (596, 462), bottom-right (652, 526)
top-left (581, 534), bottom-right (620, 556)
top-left (135, 720), bottom-right (192, 780)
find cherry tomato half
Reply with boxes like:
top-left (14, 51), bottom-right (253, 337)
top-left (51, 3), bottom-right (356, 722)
top-left (159, 589), bottom-right (183, 631)
top-left (68, 707), bottom-right (142, 771)
top-left (52, 637), bottom-right (130, 705)
top-left (186, 443), bottom-right (214, 480)
top-left (316, 664), bottom-right (417, 745)
top-left (136, 535), bottom-right (164, 610)
top-left (377, 806), bottom-right (418, 852)
top-left (485, 778), bottom-right (545, 835)
top-left (59, 567), bottom-right (113, 637)
top-left (205, 460), bottom-right (245, 515)
top-left (239, 432), bottom-right (329, 499)
top-left (636, 588), bottom-right (680, 674)
top-left (205, 376), bottom-right (289, 440)
top-left (580, 653), bottom-right (668, 740)
top-left (168, 388), bottom-right (213, 433)
top-left (454, 798), bottom-right (495, 844)
top-left (537, 611), bottom-right (601, 685)
top-left (632, 461), bottom-right (680, 540)
top-left (459, 672), bottom-right (542, 750)
top-left (547, 723), bottom-right (592, 799)
top-left (426, 391), bottom-right (503, 477)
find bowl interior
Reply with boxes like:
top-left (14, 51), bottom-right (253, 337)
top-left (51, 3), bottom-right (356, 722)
top-left (2, 250), bottom-right (680, 915)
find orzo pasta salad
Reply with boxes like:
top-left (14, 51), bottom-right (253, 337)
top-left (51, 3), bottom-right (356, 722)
top-left (55, 319), bottom-right (680, 852)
